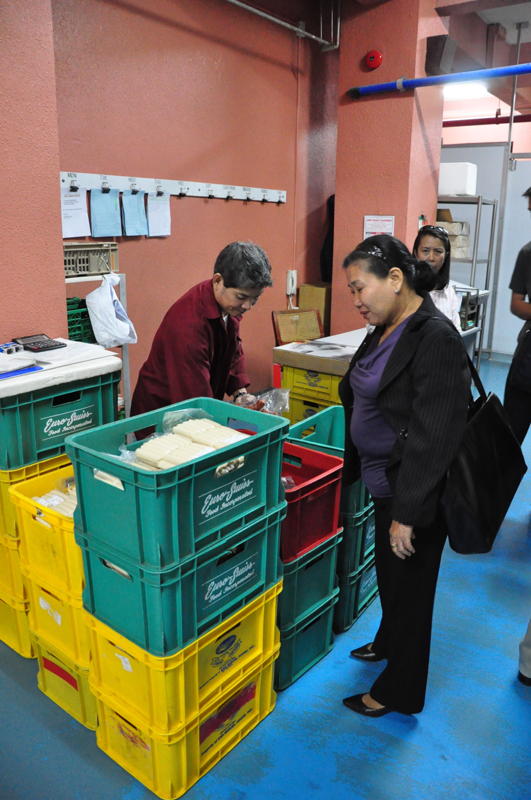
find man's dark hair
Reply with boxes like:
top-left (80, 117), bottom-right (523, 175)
top-left (214, 242), bottom-right (272, 289)
top-left (522, 187), bottom-right (531, 198)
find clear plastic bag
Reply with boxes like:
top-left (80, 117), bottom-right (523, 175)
top-left (86, 274), bottom-right (137, 347)
top-left (256, 388), bottom-right (290, 416)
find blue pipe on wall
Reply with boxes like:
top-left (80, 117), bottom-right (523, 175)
top-left (347, 62), bottom-right (531, 99)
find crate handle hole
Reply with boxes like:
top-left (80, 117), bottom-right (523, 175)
top-left (94, 469), bottom-right (124, 491)
top-left (52, 391), bottom-right (81, 406)
top-left (33, 511), bottom-right (52, 528)
top-left (282, 455), bottom-right (303, 469)
top-left (215, 456), bottom-right (245, 478)
top-left (216, 543), bottom-right (244, 565)
top-left (101, 558), bottom-right (132, 580)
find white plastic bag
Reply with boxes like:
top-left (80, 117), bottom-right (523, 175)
top-left (86, 274), bottom-right (137, 347)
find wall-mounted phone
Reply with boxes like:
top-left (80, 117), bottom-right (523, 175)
top-left (286, 269), bottom-right (297, 296)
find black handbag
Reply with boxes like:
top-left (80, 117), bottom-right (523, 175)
top-left (441, 355), bottom-right (527, 555)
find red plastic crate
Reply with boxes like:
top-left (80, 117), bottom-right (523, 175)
top-left (280, 442), bottom-right (343, 562)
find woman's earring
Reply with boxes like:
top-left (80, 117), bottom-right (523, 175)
top-left (394, 289), bottom-right (400, 294)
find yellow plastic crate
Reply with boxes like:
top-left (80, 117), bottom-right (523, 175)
top-left (288, 393), bottom-right (336, 425)
top-left (87, 581), bottom-right (282, 734)
top-left (0, 533), bottom-right (26, 601)
top-left (23, 571), bottom-right (91, 668)
top-left (0, 589), bottom-right (34, 658)
top-left (0, 454), bottom-right (70, 539)
top-left (281, 366), bottom-right (341, 404)
top-left (9, 465), bottom-right (83, 597)
top-left (95, 648), bottom-right (279, 800)
top-left (32, 633), bottom-right (97, 730)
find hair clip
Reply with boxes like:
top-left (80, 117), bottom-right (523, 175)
top-left (365, 245), bottom-right (385, 259)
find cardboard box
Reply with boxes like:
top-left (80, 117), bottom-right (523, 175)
top-left (448, 234), bottom-right (469, 249)
top-left (272, 343), bottom-right (350, 377)
top-left (443, 221), bottom-right (470, 236)
top-left (438, 162), bottom-right (477, 196)
top-left (298, 283), bottom-right (331, 335)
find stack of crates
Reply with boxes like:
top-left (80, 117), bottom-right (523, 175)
top-left (280, 365), bottom-right (342, 424)
top-left (287, 406), bottom-right (379, 634)
top-left (66, 297), bottom-right (96, 343)
top-left (9, 463), bottom-right (97, 729)
top-left (0, 361), bottom-right (120, 664)
top-left (64, 397), bottom-right (289, 800)
top-left (334, 481), bottom-right (377, 632)
top-left (274, 440), bottom-right (343, 691)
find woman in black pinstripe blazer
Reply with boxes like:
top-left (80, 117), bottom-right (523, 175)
top-left (339, 235), bottom-right (469, 718)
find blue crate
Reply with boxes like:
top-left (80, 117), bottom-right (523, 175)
top-left (66, 397), bottom-right (289, 570)
top-left (79, 504), bottom-right (286, 657)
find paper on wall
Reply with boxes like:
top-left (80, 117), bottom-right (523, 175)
top-left (147, 192), bottom-right (171, 237)
top-left (61, 187), bottom-right (91, 238)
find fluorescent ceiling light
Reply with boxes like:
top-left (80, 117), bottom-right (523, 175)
top-left (443, 81), bottom-right (489, 100)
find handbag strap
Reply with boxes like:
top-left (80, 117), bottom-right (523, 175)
top-left (427, 315), bottom-right (488, 403)
top-left (464, 353), bottom-right (488, 403)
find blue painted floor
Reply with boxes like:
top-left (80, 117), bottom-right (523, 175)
top-left (1, 359), bottom-right (529, 800)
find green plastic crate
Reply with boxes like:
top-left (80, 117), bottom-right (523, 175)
top-left (337, 503), bottom-right (375, 576)
top-left (333, 557), bottom-right (378, 634)
top-left (288, 405), bottom-right (344, 457)
top-left (0, 371), bottom-right (120, 470)
top-left (67, 398), bottom-right (289, 571)
top-left (277, 529), bottom-right (342, 630)
top-left (341, 477), bottom-right (371, 515)
top-left (275, 588), bottom-right (339, 691)
top-left (79, 504), bottom-right (285, 657)
top-left (67, 298), bottom-right (96, 344)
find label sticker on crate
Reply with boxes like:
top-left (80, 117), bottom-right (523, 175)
top-left (199, 681), bottom-right (256, 753)
top-left (40, 405), bottom-right (96, 441)
top-left (198, 470), bottom-right (257, 525)
top-left (202, 554), bottom-right (258, 607)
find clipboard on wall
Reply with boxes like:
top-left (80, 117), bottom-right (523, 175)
top-left (272, 309), bottom-right (324, 346)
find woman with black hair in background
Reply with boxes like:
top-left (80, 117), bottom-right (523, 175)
top-left (412, 224), bottom-right (462, 330)
top-left (339, 234), bottom-right (469, 718)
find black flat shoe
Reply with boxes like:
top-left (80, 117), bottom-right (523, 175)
top-left (349, 643), bottom-right (385, 662)
top-left (518, 671), bottom-right (531, 686)
top-left (342, 693), bottom-right (391, 717)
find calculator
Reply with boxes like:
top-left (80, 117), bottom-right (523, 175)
top-left (13, 334), bottom-right (68, 353)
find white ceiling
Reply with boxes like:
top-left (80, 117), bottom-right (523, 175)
top-left (478, 2), bottom-right (531, 44)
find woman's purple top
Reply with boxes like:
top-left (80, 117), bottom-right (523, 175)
top-left (350, 318), bottom-right (410, 497)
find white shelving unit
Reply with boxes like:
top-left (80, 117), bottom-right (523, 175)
top-left (437, 195), bottom-right (497, 366)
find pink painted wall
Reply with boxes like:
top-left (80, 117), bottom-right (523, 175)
top-left (52, 0), bottom-right (338, 393)
top-left (0, 0), bottom-right (66, 343)
top-left (330, 0), bottom-right (446, 335)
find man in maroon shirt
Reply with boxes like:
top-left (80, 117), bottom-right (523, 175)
top-left (130, 241), bottom-right (272, 416)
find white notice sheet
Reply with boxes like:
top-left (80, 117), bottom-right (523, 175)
top-left (147, 192), bottom-right (171, 237)
top-left (61, 188), bottom-right (91, 238)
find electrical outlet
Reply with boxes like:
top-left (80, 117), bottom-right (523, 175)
top-left (286, 269), bottom-right (297, 296)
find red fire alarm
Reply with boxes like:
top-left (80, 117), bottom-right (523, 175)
top-left (365, 49), bottom-right (383, 70)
